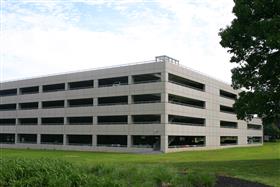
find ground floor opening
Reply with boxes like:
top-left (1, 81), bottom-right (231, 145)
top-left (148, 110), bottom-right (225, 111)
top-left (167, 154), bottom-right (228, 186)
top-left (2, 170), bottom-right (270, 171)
top-left (132, 135), bottom-right (160, 150)
top-left (97, 135), bottom-right (127, 147)
top-left (168, 136), bottom-right (205, 148)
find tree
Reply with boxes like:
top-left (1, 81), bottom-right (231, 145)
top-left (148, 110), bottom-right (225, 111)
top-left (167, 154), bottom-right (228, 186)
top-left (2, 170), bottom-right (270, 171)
top-left (263, 120), bottom-right (280, 141)
top-left (219, 0), bottom-right (280, 126)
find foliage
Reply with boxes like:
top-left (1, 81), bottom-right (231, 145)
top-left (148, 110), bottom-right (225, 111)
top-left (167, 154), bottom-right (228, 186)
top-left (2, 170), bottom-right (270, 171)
top-left (0, 158), bottom-right (216, 187)
top-left (0, 158), bottom-right (87, 187)
top-left (219, 0), bottom-right (280, 124)
top-left (263, 119), bottom-right (280, 140)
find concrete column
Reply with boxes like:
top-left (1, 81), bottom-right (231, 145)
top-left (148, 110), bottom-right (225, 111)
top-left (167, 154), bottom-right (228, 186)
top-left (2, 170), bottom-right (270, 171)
top-left (162, 71), bottom-right (168, 82)
top-left (63, 134), bottom-right (67, 145)
top-left (38, 117), bottom-right (41, 125)
top-left (161, 93), bottom-right (168, 103)
top-left (64, 117), bottom-right (67, 125)
top-left (127, 135), bottom-right (131, 148)
top-left (128, 115), bottom-right (132, 125)
top-left (93, 98), bottom-right (98, 106)
top-left (94, 80), bottom-right (98, 88)
top-left (64, 100), bottom-right (68, 108)
top-left (160, 135), bottom-right (168, 153)
top-left (37, 134), bottom-right (41, 144)
top-left (161, 112), bottom-right (168, 125)
top-left (128, 75), bottom-right (133, 85)
top-left (93, 116), bottom-right (97, 125)
top-left (65, 82), bottom-right (69, 90)
top-left (14, 133), bottom-right (18, 144)
top-left (128, 95), bottom-right (132, 104)
top-left (39, 85), bottom-right (43, 93)
top-left (92, 135), bottom-right (97, 147)
top-left (38, 101), bottom-right (42, 109)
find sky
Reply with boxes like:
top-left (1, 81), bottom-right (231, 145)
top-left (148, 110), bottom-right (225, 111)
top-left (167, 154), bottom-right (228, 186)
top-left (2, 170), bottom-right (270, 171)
top-left (0, 0), bottom-right (235, 83)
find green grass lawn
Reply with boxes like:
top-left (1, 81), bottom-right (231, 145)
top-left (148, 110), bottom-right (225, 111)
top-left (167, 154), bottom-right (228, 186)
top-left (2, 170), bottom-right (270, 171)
top-left (1, 143), bottom-right (280, 186)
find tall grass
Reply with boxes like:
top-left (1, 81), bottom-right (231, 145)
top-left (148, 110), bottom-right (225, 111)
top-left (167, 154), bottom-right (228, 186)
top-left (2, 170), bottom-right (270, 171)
top-left (0, 158), bottom-right (216, 187)
top-left (0, 158), bottom-right (87, 187)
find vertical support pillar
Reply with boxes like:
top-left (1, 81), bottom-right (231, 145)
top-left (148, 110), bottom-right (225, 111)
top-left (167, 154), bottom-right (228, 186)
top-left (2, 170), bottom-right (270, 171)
top-left (65, 82), bottom-right (68, 91)
top-left (38, 117), bottom-right (41, 126)
top-left (128, 75), bottom-right (133, 85)
top-left (14, 133), bottom-right (18, 144)
top-left (39, 85), bottom-right (43, 93)
top-left (160, 135), bottom-right (168, 153)
top-left (38, 101), bottom-right (42, 109)
top-left (128, 95), bottom-right (132, 105)
top-left (127, 135), bottom-right (131, 148)
top-left (37, 134), bottom-right (41, 144)
top-left (94, 80), bottom-right (98, 88)
top-left (92, 135), bottom-right (97, 147)
top-left (63, 134), bottom-right (67, 145)
top-left (128, 115), bottom-right (132, 125)
top-left (162, 71), bottom-right (168, 82)
top-left (93, 98), bottom-right (98, 106)
top-left (93, 116), bottom-right (97, 125)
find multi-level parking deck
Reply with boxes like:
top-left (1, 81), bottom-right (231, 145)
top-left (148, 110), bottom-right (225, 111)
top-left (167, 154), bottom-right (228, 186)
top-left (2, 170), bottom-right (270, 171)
top-left (0, 56), bottom-right (262, 153)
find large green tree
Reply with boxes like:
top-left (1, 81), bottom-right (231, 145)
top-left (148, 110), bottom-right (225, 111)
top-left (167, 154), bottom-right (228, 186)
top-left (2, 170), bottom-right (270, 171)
top-left (219, 0), bottom-right (280, 126)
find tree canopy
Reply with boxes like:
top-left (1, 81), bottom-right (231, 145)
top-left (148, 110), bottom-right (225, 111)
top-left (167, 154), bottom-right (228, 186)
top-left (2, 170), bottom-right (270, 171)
top-left (219, 0), bottom-right (280, 125)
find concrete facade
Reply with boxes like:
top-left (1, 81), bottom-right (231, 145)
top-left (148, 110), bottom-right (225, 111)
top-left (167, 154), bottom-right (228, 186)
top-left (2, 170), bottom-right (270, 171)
top-left (0, 56), bottom-right (263, 153)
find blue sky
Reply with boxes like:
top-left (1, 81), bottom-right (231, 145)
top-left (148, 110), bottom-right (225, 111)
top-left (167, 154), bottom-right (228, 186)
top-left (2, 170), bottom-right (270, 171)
top-left (0, 0), bottom-right (235, 83)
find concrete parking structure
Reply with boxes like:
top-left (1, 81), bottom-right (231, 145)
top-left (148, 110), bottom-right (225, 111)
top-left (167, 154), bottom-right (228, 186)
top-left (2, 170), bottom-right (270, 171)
top-left (0, 56), bottom-right (263, 153)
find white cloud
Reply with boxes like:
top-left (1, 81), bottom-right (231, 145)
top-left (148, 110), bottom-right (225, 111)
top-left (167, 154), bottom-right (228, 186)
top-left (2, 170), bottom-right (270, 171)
top-left (1, 0), bottom-right (235, 84)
